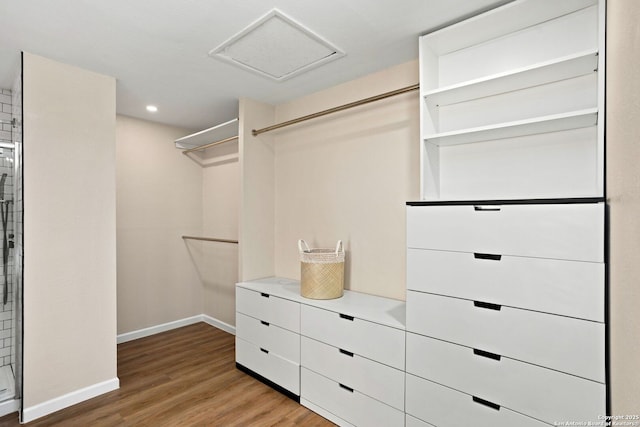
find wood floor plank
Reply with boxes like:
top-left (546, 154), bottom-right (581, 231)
top-left (0, 323), bottom-right (335, 426)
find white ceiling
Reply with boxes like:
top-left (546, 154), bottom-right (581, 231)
top-left (0, 0), bottom-right (509, 131)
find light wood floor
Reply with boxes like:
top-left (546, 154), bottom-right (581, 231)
top-left (0, 323), bottom-right (335, 426)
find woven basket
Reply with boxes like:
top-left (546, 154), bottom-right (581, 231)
top-left (299, 240), bottom-right (345, 300)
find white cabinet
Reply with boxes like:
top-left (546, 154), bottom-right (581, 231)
top-left (406, 202), bottom-right (604, 262)
top-left (301, 336), bottom-right (404, 411)
top-left (406, 374), bottom-right (548, 427)
top-left (406, 290), bottom-right (605, 382)
top-left (235, 278), bottom-right (406, 427)
top-left (407, 247), bottom-right (605, 321)
top-left (300, 304), bottom-right (405, 370)
top-left (235, 284), bottom-right (301, 396)
top-left (406, 201), bottom-right (607, 425)
top-left (419, 0), bottom-right (605, 201)
top-left (298, 290), bottom-right (406, 426)
top-left (235, 338), bottom-right (300, 395)
top-left (408, 1), bottom-right (607, 425)
top-left (406, 333), bottom-right (605, 424)
top-left (236, 286), bottom-right (300, 333)
top-left (302, 368), bottom-right (404, 427)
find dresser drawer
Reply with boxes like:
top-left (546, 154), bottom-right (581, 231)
top-left (236, 287), bottom-right (300, 333)
top-left (300, 304), bottom-right (404, 370)
top-left (301, 368), bottom-right (404, 427)
top-left (406, 202), bottom-right (604, 262)
top-left (406, 291), bottom-right (604, 382)
top-left (407, 248), bottom-right (604, 321)
top-left (235, 338), bottom-right (300, 395)
top-left (301, 336), bottom-right (404, 411)
top-left (406, 415), bottom-right (435, 427)
top-left (236, 313), bottom-right (300, 363)
top-left (406, 374), bottom-right (548, 427)
top-left (407, 333), bottom-right (605, 424)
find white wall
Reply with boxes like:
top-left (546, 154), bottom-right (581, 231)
top-left (22, 52), bottom-right (118, 415)
top-left (116, 115), bottom-right (203, 333)
top-left (273, 61), bottom-right (420, 300)
top-left (201, 141), bottom-right (239, 326)
top-left (116, 115), bottom-right (240, 331)
top-left (239, 98), bottom-right (276, 282)
top-left (606, 0), bottom-right (640, 414)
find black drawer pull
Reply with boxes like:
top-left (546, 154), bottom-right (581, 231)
top-left (473, 348), bottom-right (501, 361)
top-left (474, 206), bottom-right (501, 212)
top-left (339, 383), bottom-right (354, 393)
top-left (339, 313), bottom-right (354, 321)
top-left (260, 348), bottom-right (269, 354)
top-left (473, 301), bottom-right (502, 311)
top-left (260, 320), bottom-right (270, 326)
top-left (472, 396), bottom-right (500, 411)
top-left (474, 252), bottom-right (502, 261)
top-left (339, 348), bottom-right (354, 357)
top-left (260, 292), bottom-right (269, 298)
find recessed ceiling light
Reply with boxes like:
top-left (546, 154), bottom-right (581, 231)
top-left (146, 105), bottom-right (158, 113)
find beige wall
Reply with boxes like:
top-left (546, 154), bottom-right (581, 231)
top-left (201, 142), bottom-right (239, 325)
top-left (22, 53), bottom-right (117, 408)
top-left (239, 98), bottom-right (276, 282)
top-left (272, 61), bottom-right (420, 300)
top-left (606, 0), bottom-right (640, 414)
top-left (115, 115), bottom-right (203, 333)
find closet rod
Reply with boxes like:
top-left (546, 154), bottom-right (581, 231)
top-left (252, 83), bottom-right (420, 136)
top-left (181, 135), bottom-right (239, 155)
top-left (182, 235), bottom-right (238, 244)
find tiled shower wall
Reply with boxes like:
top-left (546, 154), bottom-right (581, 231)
top-left (0, 88), bottom-right (14, 368)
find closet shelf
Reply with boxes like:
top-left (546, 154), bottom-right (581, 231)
top-left (175, 118), bottom-right (238, 151)
top-left (424, 108), bottom-right (598, 146)
top-left (422, 0), bottom-right (597, 56)
top-left (423, 50), bottom-right (598, 107)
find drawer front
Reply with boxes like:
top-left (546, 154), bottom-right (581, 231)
top-left (301, 368), bottom-right (404, 427)
top-left (406, 374), bottom-right (548, 427)
top-left (236, 312), bottom-right (300, 363)
top-left (300, 304), bottom-right (405, 370)
top-left (406, 333), bottom-right (605, 424)
top-left (236, 287), bottom-right (300, 333)
top-left (407, 248), bottom-right (604, 321)
top-left (235, 337), bottom-right (300, 395)
top-left (406, 203), bottom-right (604, 262)
top-left (406, 415), bottom-right (436, 427)
top-left (406, 291), bottom-right (605, 382)
top-left (301, 336), bottom-right (404, 411)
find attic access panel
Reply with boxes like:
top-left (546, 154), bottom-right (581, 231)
top-left (209, 9), bottom-right (345, 81)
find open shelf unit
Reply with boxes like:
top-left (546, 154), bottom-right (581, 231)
top-left (174, 117), bottom-right (238, 150)
top-left (424, 108), bottom-right (598, 147)
top-left (418, 0), bottom-right (604, 201)
top-left (407, 2), bottom-right (607, 426)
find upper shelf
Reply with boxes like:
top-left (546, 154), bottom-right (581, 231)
top-left (421, 0), bottom-right (597, 56)
top-left (423, 50), bottom-right (598, 107)
top-left (424, 108), bottom-right (598, 146)
top-left (174, 118), bottom-right (238, 150)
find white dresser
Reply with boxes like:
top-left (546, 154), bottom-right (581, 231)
top-left (235, 277), bottom-right (406, 427)
top-left (407, 0), bottom-right (607, 425)
top-left (235, 281), bottom-right (301, 398)
top-left (406, 200), bottom-right (606, 426)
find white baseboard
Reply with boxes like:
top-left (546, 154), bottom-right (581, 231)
top-left (201, 314), bottom-right (235, 335)
top-left (20, 315), bottom-right (233, 423)
top-left (0, 398), bottom-right (19, 418)
top-left (22, 377), bottom-right (119, 423)
top-left (117, 315), bottom-right (203, 344)
top-left (117, 314), bottom-right (235, 344)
